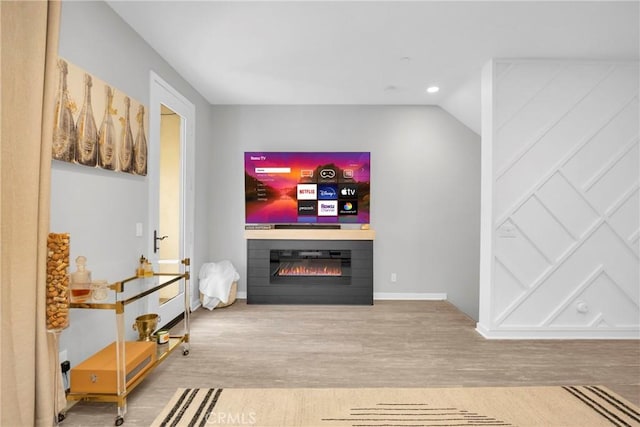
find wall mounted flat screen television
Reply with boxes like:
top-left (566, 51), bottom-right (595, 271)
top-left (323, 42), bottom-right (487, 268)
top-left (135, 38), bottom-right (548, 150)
top-left (244, 152), bottom-right (370, 224)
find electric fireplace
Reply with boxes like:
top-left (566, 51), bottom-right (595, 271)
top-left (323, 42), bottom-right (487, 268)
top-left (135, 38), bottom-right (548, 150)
top-left (271, 249), bottom-right (351, 285)
top-left (246, 237), bottom-right (373, 305)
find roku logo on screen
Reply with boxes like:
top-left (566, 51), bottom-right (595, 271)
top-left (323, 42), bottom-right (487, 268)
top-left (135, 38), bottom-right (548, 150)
top-left (297, 184), bottom-right (317, 200)
top-left (318, 200), bottom-right (338, 216)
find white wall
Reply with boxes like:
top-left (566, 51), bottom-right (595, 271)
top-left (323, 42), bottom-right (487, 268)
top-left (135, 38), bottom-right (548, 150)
top-left (208, 105), bottom-right (481, 319)
top-left (53, 1), bottom-right (212, 365)
top-left (478, 60), bottom-right (640, 338)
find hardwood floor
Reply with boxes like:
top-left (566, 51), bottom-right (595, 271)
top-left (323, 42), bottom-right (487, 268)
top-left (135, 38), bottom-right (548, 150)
top-left (63, 300), bottom-right (640, 426)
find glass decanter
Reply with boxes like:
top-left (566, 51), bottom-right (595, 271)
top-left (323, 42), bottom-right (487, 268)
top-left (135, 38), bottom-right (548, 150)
top-left (70, 256), bottom-right (92, 303)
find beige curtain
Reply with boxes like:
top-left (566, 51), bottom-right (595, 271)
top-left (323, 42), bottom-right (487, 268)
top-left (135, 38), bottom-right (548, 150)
top-left (1, 1), bottom-right (61, 425)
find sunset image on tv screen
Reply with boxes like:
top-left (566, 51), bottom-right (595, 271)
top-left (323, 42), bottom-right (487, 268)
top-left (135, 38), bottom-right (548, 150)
top-left (244, 152), bottom-right (370, 224)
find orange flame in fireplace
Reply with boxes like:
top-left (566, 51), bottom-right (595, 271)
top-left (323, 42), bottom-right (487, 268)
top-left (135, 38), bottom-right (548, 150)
top-left (278, 260), bottom-right (342, 276)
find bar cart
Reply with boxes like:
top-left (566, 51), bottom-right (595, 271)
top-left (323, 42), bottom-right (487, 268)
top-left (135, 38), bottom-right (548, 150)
top-left (66, 258), bottom-right (191, 426)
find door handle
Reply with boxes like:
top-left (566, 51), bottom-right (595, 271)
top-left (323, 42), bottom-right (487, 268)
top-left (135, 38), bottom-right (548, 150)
top-left (153, 230), bottom-right (168, 253)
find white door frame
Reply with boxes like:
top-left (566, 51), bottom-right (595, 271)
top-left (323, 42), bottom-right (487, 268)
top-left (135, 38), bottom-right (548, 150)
top-left (148, 71), bottom-right (196, 322)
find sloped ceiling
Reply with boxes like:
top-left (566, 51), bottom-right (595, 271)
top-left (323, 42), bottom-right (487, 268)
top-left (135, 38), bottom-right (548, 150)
top-left (108, 1), bottom-right (639, 134)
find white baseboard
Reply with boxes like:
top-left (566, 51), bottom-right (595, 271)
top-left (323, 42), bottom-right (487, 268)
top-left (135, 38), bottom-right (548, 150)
top-left (476, 323), bottom-right (640, 339)
top-left (237, 291), bottom-right (247, 299)
top-left (374, 292), bottom-right (447, 300)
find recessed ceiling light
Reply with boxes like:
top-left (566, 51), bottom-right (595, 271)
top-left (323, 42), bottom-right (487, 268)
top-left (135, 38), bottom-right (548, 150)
top-left (426, 86), bottom-right (440, 94)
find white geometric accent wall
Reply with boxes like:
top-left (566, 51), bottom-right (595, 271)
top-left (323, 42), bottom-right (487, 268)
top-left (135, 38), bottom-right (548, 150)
top-left (478, 60), bottom-right (640, 339)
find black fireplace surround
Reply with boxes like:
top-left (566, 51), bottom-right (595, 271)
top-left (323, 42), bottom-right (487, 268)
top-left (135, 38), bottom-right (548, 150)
top-left (247, 239), bottom-right (373, 305)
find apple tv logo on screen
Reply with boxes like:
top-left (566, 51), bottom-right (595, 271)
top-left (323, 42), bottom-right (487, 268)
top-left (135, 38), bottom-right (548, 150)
top-left (338, 184), bottom-right (357, 199)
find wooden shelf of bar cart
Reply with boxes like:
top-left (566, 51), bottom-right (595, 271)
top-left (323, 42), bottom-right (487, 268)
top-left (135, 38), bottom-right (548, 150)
top-left (66, 258), bottom-right (191, 426)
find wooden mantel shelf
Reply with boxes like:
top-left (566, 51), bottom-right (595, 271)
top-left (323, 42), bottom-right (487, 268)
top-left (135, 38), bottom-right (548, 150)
top-left (244, 228), bottom-right (375, 240)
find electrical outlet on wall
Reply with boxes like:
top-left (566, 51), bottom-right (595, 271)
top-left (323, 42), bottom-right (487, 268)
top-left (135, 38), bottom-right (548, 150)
top-left (391, 273), bottom-right (397, 282)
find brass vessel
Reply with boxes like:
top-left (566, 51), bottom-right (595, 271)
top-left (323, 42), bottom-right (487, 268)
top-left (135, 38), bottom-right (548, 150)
top-left (132, 313), bottom-right (160, 341)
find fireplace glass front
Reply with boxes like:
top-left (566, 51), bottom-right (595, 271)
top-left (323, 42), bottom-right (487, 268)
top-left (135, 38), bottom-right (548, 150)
top-left (270, 249), bottom-right (351, 285)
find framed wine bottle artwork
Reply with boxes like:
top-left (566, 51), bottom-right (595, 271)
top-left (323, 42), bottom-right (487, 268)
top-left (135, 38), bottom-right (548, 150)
top-left (52, 57), bottom-right (148, 176)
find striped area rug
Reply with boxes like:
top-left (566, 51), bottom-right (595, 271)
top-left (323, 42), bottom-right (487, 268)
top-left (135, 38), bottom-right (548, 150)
top-left (151, 385), bottom-right (640, 427)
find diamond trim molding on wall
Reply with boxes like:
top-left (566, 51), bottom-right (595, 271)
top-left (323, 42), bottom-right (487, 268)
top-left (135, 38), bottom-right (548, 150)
top-left (478, 60), bottom-right (639, 339)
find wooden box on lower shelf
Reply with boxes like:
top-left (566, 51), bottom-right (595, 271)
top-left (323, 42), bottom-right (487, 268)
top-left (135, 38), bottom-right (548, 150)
top-left (70, 341), bottom-right (157, 394)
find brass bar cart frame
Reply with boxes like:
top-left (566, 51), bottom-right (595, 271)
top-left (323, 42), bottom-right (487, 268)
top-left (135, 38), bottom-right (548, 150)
top-left (65, 258), bottom-right (190, 426)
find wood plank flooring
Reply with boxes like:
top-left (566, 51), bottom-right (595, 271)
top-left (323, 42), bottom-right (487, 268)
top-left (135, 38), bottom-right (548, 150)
top-left (62, 300), bottom-right (640, 426)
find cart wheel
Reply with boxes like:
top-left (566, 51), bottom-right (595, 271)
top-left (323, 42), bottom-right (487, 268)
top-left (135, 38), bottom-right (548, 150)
top-left (182, 349), bottom-right (189, 356)
top-left (115, 416), bottom-right (124, 426)
top-left (57, 412), bottom-right (66, 422)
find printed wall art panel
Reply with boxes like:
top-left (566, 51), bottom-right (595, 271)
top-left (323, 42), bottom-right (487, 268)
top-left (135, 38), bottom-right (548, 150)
top-left (52, 58), bottom-right (148, 176)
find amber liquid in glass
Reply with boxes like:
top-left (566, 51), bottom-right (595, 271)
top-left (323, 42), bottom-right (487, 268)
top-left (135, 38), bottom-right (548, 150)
top-left (71, 288), bottom-right (91, 302)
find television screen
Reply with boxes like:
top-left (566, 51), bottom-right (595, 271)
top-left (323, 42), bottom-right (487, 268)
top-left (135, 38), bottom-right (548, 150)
top-left (244, 152), bottom-right (370, 224)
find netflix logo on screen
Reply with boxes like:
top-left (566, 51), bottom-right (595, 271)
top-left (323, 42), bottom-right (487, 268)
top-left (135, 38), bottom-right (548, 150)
top-left (297, 184), bottom-right (317, 200)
